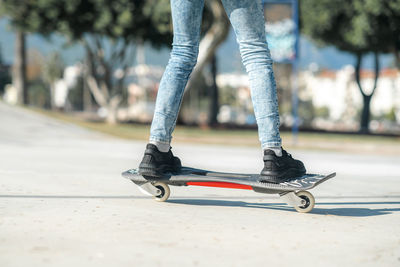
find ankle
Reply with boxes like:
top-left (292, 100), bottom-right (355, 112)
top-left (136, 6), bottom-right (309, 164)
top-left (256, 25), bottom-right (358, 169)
top-left (149, 140), bottom-right (170, 153)
top-left (264, 147), bottom-right (282, 157)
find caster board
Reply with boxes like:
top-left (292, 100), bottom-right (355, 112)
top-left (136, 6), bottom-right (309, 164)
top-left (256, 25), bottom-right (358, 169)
top-left (121, 167), bottom-right (336, 213)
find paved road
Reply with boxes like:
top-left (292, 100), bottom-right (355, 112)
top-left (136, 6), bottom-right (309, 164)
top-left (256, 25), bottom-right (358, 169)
top-left (1, 102), bottom-right (399, 267)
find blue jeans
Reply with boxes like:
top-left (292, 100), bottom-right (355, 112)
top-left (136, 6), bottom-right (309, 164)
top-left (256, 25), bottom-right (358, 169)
top-left (150, 0), bottom-right (282, 149)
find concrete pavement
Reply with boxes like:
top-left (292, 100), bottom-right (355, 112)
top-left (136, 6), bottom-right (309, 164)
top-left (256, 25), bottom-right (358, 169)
top-left (0, 101), bottom-right (399, 267)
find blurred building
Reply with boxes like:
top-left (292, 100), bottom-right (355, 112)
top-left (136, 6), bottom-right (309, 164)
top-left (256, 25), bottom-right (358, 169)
top-left (300, 65), bottom-right (400, 131)
top-left (214, 66), bottom-right (400, 131)
top-left (107, 62), bottom-right (400, 133)
top-left (54, 64), bottom-right (83, 108)
top-left (117, 64), bottom-right (163, 122)
top-left (216, 73), bottom-right (256, 125)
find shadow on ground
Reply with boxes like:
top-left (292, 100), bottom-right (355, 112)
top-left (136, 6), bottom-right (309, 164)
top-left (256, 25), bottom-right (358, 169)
top-left (168, 199), bottom-right (400, 217)
top-left (2, 194), bottom-right (399, 217)
top-left (0, 194), bottom-right (147, 199)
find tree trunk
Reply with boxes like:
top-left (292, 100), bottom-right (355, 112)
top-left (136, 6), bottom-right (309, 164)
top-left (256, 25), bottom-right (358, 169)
top-left (209, 55), bottom-right (219, 126)
top-left (105, 95), bottom-right (122, 124)
top-left (360, 94), bottom-right (371, 133)
top-left (355, 52), bottom-right (380, 133)
top-left (49, 83), bottom-right (56, 110)
top-left (177, 0), bottom-right (230, 125)
top-left (13, 31), bottom-right (27, 105)
top-left (83, 76), bottom-right (93, 112)
top-left (395, 50), bottom-right (400, 70)
top-left (83, 38), bottom-right (130, 123)
top-left (185, 0), bottom-right (230, 92)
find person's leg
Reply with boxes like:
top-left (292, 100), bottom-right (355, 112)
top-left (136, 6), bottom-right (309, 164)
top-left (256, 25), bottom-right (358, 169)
top-left (221, 0), bottom-right (306, 182)
top-left (139, 0), bottom-right (205, 177)
top-left (221, 0), bottom-right (281, 151)
top-left (149, 0), bottom-right (205, 150)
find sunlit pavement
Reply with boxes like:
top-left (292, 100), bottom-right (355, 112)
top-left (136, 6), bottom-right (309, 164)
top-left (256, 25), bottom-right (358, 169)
top-left (1, 101), bottom-right (400, 267)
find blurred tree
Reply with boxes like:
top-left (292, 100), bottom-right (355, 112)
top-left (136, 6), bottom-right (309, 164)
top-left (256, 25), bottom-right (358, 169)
top-left (0, 2), bottom-right (28, 105)
top-left (41, 52), bottom-right (65, 109)
top-left (0, 43), bottom-right (3, 64)
top-left (2, 0), bottom-right (230, 125)
top-left (301, 0), bottom-right (400, 133)
top-left (298, 99), bottom-right (315, 128)
top-left (385, 107), bottom-right (397, 123)
top-left (0, 43), bottom-right (12, 95)
top-left (67, 75), bottom-right (85, 111)
top-left (195, 0), bottom-right (229, 126)
top-left (0, 0), bottom-right (173, 123)
top-left (208, 55), bottom-right (219, 125)
top-left (314, 106), bottom-right (330, 119)
top-left (180, 0), bottom-right (230, 126)
top-left (14, 31), bottom-right (27, 105)
top-left (188, 0), bottom-right (230, 87)
top-left (28, 78), bottom-right (51, 109)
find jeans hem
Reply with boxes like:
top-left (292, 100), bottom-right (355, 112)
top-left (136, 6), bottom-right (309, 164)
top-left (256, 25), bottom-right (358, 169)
top-left (149, 137), bottom-right (171, 144)
top-left (261, 142), bottom-right (282, 149)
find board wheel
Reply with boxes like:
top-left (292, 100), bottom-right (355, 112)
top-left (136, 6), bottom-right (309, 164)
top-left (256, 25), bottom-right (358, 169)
top-left (152, 182), bottom-right (170, 202)
top-left (294, 191), bottom-right (315, 213)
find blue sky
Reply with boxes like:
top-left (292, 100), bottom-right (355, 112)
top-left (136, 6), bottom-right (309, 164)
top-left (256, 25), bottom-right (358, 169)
top-left (0, 18), bottom-right (395, 72)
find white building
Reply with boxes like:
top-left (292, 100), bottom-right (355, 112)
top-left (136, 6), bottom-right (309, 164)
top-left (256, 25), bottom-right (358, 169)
top-left (55, 64), bottom-right (83, 108)
top-left (300, 65), bottom-right (400, 125)
top-left (216, 66), bottom-right (400, 129)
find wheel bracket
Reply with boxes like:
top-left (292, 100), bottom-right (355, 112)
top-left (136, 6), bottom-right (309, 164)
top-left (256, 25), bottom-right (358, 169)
top-left (279, 192), bottom-right (305, 207)
top-left (138, 182), bottom-right (162, 197)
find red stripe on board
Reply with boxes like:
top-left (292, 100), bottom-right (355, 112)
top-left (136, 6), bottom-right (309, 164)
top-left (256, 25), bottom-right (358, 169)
top-left (186, 181), bottom-right (252, 190)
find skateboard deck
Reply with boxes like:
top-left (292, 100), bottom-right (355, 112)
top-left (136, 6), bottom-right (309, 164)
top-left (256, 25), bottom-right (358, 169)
top-left (122, 167), bottom-right (336, 213)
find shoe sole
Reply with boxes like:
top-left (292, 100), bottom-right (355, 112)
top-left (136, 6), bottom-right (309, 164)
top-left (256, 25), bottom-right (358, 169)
top-left (139, 164), bottom-right (181, 179)
top-left (260, 168), bottom-right (306, 183)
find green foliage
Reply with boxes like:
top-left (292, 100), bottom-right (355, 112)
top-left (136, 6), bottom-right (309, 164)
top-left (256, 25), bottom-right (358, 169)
top-left (385, 107), bottom-right (397, 122)
top-left (301, 0), bottom-right (400, 54)
top-left (219, 86), bottom-right (237, 107)
top-left (0, 0), bottom-right (173, 47)
top-left (372, 107), bottom-right (398, 123)
top-left (28, 78), bottom-right (50, 108)
top-left (314, 106), bottom-right (330, 119)
top-left (42, 52), bottom-right (64, 84)
top-left (67, 76), bottom-right (84, 110)
top-left (0, 0), bottom-right (174, 115)
top-left (298, 99), bottom-right (315, 127)
top-left (301, 0), bottom-right (400, 132)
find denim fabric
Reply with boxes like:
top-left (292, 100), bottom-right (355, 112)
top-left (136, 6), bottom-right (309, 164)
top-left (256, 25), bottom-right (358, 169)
top-left (150, 0), bottom-right (282, 149)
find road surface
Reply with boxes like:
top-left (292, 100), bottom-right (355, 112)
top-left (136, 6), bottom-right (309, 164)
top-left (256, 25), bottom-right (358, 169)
top-left (1, 102), bottom-right (399, 267)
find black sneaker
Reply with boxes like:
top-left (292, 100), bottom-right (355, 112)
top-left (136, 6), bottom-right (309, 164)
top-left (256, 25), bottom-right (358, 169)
top-left (259, 148), bottom-right (306, 183)
top-left (138, 144), bottom-right (182, 178)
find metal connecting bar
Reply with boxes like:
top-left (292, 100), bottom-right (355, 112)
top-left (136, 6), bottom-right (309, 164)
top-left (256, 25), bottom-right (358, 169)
top-left (279, 192), bottom-right (306, 207)
top-left (138, 182), bottom-right (162, 197)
